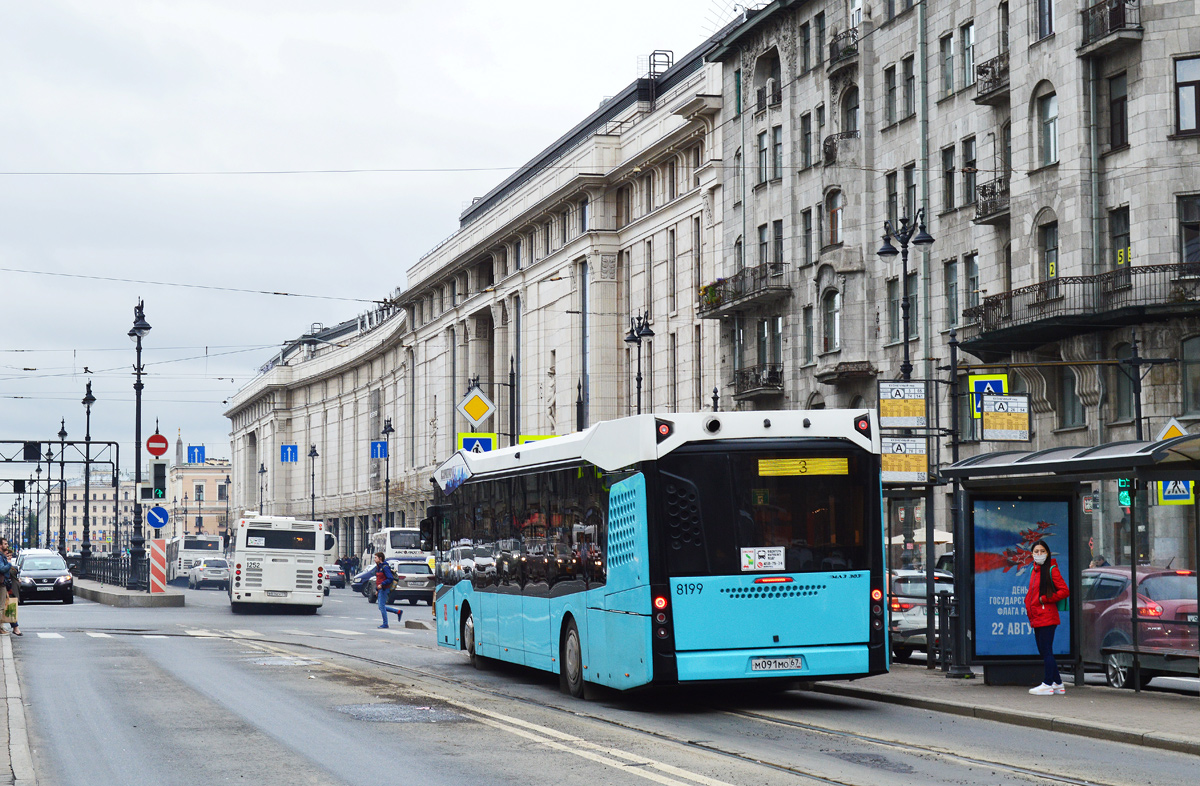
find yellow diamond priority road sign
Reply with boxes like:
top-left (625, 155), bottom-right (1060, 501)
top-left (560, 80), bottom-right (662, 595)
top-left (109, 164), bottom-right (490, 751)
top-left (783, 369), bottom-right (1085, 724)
top-left (457, 387), bottom-right (496, 427)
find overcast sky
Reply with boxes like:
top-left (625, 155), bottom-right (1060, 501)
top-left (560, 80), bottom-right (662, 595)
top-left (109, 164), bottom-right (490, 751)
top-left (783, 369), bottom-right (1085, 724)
top-left (0, 0), bottom-right (737, 480)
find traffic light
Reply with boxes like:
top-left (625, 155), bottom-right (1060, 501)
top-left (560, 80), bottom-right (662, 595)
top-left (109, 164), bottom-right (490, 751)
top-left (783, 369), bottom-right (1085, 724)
top-left (22, 441), bottom-right (41, 461)
top-left (1117, 477), bottom-right (1133, 508)
top-left (142, 458), bottom-right (169, 502)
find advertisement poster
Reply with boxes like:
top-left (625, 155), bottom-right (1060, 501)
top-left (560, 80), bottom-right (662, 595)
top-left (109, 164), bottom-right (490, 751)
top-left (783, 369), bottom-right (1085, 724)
top-left (972, 498), bottom-right (1071, 658)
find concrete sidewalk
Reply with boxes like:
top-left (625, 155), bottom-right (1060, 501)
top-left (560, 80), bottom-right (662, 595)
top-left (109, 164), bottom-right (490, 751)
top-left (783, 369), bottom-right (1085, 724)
top-left (73, 578), bottom-right (184, 607)
top-left (813, 663), bottom-right (1200, 756)
top-left (3, 634), bottom-right (37, 785)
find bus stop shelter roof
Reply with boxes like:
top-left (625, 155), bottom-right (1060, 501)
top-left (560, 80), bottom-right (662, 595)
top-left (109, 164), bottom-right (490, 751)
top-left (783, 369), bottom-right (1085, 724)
top-left (941, 434), bottom-right (1200, 483)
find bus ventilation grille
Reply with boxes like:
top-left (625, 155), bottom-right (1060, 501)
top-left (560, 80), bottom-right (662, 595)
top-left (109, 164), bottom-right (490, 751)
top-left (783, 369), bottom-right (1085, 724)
top-left (719, 584), bottom-right (827, 600)
top-left (662, 479), bottom-right (702, 550)
top-left (609, 486), bottom-right (638, 567)
top-left (244, 568), bottom-right (263, 588)
top-left (295, 569), bottom-right (315, 590)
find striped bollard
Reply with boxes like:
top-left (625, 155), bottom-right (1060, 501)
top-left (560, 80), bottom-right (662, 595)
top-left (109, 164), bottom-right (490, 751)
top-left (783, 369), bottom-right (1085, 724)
top-left (149, 539), bottom-right (167, 594)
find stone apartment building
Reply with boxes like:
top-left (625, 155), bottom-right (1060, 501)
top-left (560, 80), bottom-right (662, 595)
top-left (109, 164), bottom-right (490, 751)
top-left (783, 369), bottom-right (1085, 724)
top-left (166, 457), bottom-right (232, 541)
top-left (39, 470), bottom-right (131, 555)
top-left (706, 0), bottom-right (1200, 567)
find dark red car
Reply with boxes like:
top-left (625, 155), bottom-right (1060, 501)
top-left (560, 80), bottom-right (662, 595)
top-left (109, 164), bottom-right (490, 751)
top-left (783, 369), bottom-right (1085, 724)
top-left (1080, 566), bottom-right (1198, 688)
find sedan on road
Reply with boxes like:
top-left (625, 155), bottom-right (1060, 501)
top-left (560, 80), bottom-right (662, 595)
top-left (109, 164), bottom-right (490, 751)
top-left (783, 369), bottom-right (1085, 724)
top-left (15, 549), bottom-right (74, 604)
top-left (326, 563), bottom-right (346, 589)
top-left (187, 558), bottom-right (230, 590)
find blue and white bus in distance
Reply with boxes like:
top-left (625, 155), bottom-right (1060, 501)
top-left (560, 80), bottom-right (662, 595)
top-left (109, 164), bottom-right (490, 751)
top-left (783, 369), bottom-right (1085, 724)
top-left (426, 410), bottom-right (887, 697)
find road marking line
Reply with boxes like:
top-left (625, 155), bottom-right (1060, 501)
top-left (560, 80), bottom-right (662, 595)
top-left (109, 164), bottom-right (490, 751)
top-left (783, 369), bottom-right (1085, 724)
top-left (185, 630), bottom-right (220, 637)
top-left (35, 633), bottom-right (64, 639)
top-left (229, 629), bottom-right (264, 638)
top-left (385, 629), bottom-right (412, 635)
top-left (278, 629), bottom-right (314, 637)
top-left (84, 632), bottom-right (111, 638)
top-left (325, 629), bottom-right (365, 636)
top-left (142, 635), bottom-right (168, 639)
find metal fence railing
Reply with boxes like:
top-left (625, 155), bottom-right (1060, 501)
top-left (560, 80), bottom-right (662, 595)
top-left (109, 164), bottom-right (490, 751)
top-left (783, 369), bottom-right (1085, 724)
top-left (974, 177), bottom-right (1010, 222)
top-left (829, 27), bottom-right (859, 65)
top-left (1082, 0), bottom-right (1141, 47)
top-left (823, 130), bottom-right (860, 165)
top-left (974, 51), bottom-right (1009, 98)
top-left (734, 363), bottom-right (785, 396)
top-left (70, 555), bottom-right (145, 589)
top-left (698, 262), bottom-right (789, 315)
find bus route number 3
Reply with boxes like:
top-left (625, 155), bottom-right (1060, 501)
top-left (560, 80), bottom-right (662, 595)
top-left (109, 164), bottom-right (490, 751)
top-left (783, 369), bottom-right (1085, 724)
top-left (675, 582), bottom-right (703, 595)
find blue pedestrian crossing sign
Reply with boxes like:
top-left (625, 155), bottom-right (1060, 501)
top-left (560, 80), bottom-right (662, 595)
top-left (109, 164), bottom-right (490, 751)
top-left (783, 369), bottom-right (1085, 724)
top-left (187, 445), bottom-right (205, 464)
top-left (457, 432), bottom-right (497, 454)
top-left (968, 374), bottom-right (1008, 419)
top-left (280, 444), bottom-right (299, 463)
top-left (146, 506), bottom-right (169, 529)
top-left (1157, 479), bottom-right (1194, 506)
top-left (370, 440), bottom-right (388, 459)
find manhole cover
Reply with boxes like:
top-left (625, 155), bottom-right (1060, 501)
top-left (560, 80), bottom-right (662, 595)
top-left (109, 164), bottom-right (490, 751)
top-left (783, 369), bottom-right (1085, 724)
top-left (335, 703), bottom-right (463, 723)
top-left (829, 752), bottom-right (915, 774)
top-left (248, 657), bottom-right (321, 667)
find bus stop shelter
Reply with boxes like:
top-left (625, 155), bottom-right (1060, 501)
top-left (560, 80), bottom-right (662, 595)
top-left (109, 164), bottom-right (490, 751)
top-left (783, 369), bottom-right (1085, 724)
top-left (942, 434), bottom-right (1200, 692)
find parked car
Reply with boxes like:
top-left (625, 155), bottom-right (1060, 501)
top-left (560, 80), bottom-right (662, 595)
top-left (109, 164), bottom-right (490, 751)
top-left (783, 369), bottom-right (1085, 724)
top-left (363, 560), bottom-right (435, 605)
top-left (326, 563), bottom-right (346, 589)
top-left (889, 568), bottom-right (954, 661)
top-left (351, 564), bottom-right (376, 596)
top-left (15, 549), bottom-right (74, 604)
top-left (187, 558), bottom-right (230, 590)
top-left (1080, 566), bottom-right (1198, 688)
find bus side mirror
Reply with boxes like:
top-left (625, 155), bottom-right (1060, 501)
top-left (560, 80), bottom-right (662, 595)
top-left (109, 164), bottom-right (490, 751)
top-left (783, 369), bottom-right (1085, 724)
top-left (419, 518), bottom-right (434, 552)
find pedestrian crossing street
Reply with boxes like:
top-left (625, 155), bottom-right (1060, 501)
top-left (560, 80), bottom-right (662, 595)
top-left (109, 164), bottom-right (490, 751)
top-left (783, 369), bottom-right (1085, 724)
top-left (32, 626), bottom-right (416, 640)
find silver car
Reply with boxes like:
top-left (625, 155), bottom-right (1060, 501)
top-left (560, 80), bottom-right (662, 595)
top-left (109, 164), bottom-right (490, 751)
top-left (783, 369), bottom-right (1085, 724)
top-left (188, 558), bottom-right (230, 590)
top-left (387, 561), bottom-right (435, 605)
top-left (889, 568), bottom-right (954, 661)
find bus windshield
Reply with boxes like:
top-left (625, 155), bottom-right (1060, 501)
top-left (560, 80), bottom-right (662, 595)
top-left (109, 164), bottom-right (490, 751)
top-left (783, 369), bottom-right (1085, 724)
top-left (657, 447), bottom-right (877, 576)
top-left (244, 529), bottom-right (317, 551)
top-left (184, 538), bottom-right (221, 551)
top-left (390, 530), bottom-right (421, 550)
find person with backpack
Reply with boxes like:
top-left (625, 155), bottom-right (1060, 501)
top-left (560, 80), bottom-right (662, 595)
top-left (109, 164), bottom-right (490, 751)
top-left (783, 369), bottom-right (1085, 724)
top-left (373, 551), bottom-right (396, 629)
top-left (1025, 539), bottom-right (1069, 695)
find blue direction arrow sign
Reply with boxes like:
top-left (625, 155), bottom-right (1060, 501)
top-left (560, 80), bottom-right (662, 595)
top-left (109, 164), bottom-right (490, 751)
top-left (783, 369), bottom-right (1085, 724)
top-left (370, 440), bottom-right (388, 459)
top-left (187, 445), bottom-right (206, 464)
top-left (280, 444), bottom-right (298, 463)
top-left (147, 506), bottom-right (169, 529)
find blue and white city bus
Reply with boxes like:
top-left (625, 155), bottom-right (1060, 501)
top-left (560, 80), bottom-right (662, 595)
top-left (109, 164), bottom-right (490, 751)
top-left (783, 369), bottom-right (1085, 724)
top-left (426, 410), bottom-right (887, 697)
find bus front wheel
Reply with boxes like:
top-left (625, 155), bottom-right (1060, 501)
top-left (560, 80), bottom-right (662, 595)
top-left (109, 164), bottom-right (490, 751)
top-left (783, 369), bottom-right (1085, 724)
top-left (560, 618), bottom-right (584, 699)
top-left (463, 608), bottom-right (485, 669)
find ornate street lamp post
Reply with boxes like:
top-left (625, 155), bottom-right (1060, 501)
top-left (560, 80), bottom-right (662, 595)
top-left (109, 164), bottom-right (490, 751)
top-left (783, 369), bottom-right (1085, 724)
top-left (57, 420), bottom-right (67, 557)
top-left (81, 381), bottom-right (96, 574)
top-left (257, 463), bottom-right (267, 512)
top-left (381, 418), bottom-right (394, 529)
top-left (623, 311), bottom-right (655, 415)
top-left (128, 299), bottom-right (151, 589)
top-left (307, 445), bottom-right (319, 522)
top-left (876, 210), bottom-right (935, 381)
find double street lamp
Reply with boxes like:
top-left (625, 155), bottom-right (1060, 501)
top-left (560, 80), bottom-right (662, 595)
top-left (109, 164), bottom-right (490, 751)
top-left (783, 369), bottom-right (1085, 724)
top-left (623, 311), bottom-right (655, 415)
top-left (307, 445), bottom-right (319, 522)
top-left (381, 418), bottom-right (394, 529)
top-left (223, 473), bottom-right (231, 540)
top-left (57, 419), bottom-right (67, 557)
top-left (877, 211), bottom-right (935, 381)
top-left (129, 299), bottom-right (151, 589)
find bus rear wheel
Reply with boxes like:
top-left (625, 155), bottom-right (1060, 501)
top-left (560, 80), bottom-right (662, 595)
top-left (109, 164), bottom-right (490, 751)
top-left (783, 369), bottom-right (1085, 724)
top-left (560, 618), bottom-right (584, 699)
top-left (463, 609), bottom-right (485, 669)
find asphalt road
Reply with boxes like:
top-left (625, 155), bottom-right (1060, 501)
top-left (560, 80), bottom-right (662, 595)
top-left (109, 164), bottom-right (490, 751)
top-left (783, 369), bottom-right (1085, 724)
top-left (11, 586), bottom-right (1198, 786)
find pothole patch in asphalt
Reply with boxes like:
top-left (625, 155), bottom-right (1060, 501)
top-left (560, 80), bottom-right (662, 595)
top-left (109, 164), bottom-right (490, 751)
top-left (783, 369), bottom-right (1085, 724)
top-left (334, 703), bottom-right (464, 723)
top-left (828, 752), bottom-right (916, 774)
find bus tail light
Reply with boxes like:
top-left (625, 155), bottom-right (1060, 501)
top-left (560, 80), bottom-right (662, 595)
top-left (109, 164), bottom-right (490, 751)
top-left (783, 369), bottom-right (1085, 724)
top-left (854, 414), bottom-right (872, 440)
top-left (755, 576), bottom-right (793, 584)
top-left (653, 595), bottom-right (668, 610)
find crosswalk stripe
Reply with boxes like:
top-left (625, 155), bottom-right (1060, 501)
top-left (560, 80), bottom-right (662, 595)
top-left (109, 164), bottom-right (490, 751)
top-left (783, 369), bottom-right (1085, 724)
top-left (85, 632), bottom-right (111, 638)
top-left (142, 635), bottom-right (168, 639)
top-left (385, 629), bottom-right (411, 635)
top-left (277, 629), bottom-right (314, 637)
top-left (324, 629), bottom-right (364, 636)
top-left (229, 629), bottom-right (263, 638)
top-left (185, 630), bottom-right (219, 637)
top-left (36, 633), bottom-right (64, 639)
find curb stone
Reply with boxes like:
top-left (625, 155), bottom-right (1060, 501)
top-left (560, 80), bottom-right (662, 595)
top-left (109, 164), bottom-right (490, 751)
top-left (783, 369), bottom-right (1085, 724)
top-left (3, 636), bottom-right (37, 785)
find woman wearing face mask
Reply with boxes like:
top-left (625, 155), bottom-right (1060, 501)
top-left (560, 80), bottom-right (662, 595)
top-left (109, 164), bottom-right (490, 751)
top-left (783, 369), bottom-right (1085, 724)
top-left (1025, 539), bottom-right (1070, 695)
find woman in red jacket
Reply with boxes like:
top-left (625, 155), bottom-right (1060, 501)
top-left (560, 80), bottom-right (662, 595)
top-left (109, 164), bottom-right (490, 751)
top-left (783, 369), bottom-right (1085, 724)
top-left (1025, 539), bottom-right (1070, 695)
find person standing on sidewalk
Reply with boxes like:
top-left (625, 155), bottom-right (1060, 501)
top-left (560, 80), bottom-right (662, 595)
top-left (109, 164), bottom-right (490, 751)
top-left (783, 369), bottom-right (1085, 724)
top-left (0, 541), bottom-right (21, 636)
top-left (373, 552), bottom-right (396, 629)
top-left (1025, 539), bottom-right (1069, 695)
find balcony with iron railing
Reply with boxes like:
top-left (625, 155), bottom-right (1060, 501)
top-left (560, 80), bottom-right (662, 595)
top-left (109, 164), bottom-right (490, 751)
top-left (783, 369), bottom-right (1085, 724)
top-left (1079, 0), bottom-right (1142, 57)
top-left (698, 263), bottom-right (790, 318)
top-left (755, 83), bottom-right (782, 113)
top-left (734, 363), bottom-right (785, 399)
top-left (957, 262), bottom-right (1200, 359)
top-left (823, 130), bottom-right (860, 166)
top-left (974, 177), bottom-right (1010, 224)
top-left (827, 28), bottom-right (859, 74)
top-left (974, 51), bottom-right (1010, 105)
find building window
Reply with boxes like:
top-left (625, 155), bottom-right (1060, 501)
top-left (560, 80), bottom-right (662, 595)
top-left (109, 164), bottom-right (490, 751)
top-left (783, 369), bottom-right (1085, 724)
top-left (734, 69), bottom-right (742, 115)
top-left (940, 36), bottom-right (954, 97)
top-left (1184, 337), bottom-right (1200, 414)
top-left (617, 185), bottom-right (632, 228)
top-left (963, 137), bottom-right (977, 205)
top-left (945, 259), bottom-right (959, 327)
top-left (888, 278), bottom-right (901, 340)
top-left (822, 291), bottom-right (841, 352)
top-left (816, 103), bottom-right (825, 135)
top-left (816, 13), bottom-right (825, 65)
top-left (961, 23), bottom-right (975, 87)
top-left (667, 228), bottom-right (677, 312)
top-left (1037, 0), bottom-right (1054, 40)
top-left (1041, 222), bottom-right (1059, 294)
top-left (757, 132), bottom-right (768, 183)
top-left (1000, 2), bottom-right (1010, 52)
top-left (800, 24), bottom-right (811, 72)
top-left (513, 239), bottom-right (522, 270)
top-left (965, 253), bottom-right (980, 308)
top-left (801, 113), bottom-right (812, 168)
top-left (1114, 343), bottom-right (1134, 421)
top-left (1181, 195), bottom-right (1200, 263)
top-left (826, 191), bottom-right (845, 245)
top-left (561, 211), bottom-right (568, 244)
top-left (884, 66), bottom-right (897, 125)
top-left (692, 216), bottom-right (702, 292)
top-left (1111, 206), bottom-right (1131, 269)
top-left (803, 306), bottom-right (814, 363)
top-left (772, 220), bottom-right (784, 269)
top-left (886, 171), bottom-right (899, 227)
top-left (194, 484), bottom-right (204, 502)
top-left (1039, 92), bottom-right (1058, 166)
top-left (218, 484), bottom-right (228, 502)
top-left (904, 163), bottom-right (917, 217)
top-left (666, 160), bottom-right (677, 201)
top-left (1109, 73), bottom-right (1128, 148)
top-left (942, 147), bottom-right (956, 211)
top-left (758, 224), bottom-right (769, 266)
top-left (734, 236), bottom-right (743, 270)
top-left (1060, 367), bottom-right (1084, 427)
top-left (842, 87), bottom-right (859, 133)
top-left (644, 239), bottom-right (654, 306)
top-left (1177, 57), bottom-right (1200, 134)
top-left (902, 56), bottom-right (916, 117)
top-left (579, 198), bottom-right (589, 233)
top-left (802, 209), bottom-right (813, 265)
top-left (772, 125), bottom-right (783, 178)
top-left (733, 150), bottom-right (742, 203)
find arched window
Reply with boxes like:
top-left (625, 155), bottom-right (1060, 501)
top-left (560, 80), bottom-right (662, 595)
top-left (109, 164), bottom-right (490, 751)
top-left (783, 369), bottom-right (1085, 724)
top-left (842, 87), bottom-right (859, 133)
top-left (733, 149), bottom-right (743, 203)
top-left (1059, 366), bottom-right (1084, 428)
top-left (822, 290), bottom-right (842, 352)
top-left (1184, 337), bottom-right (1200, 414)
top-left (850, 394), bottom-right (866, 409)
top-left (1113, 344), bottom-right (1134, 421)
top-left (826, 190), bottom-right (845, 245)
top-left (808, 392), bottom-right (826, 410)
top-left (734, 236), bottom-right (744, 270)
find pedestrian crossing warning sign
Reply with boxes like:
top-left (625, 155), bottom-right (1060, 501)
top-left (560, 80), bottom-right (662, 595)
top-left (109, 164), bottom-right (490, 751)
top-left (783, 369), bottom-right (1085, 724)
top-left (1156, 479), bottom-right (1194, 506)
top-left (968, 374), bottom-right (1008, 419)
top-left (457, 432), bottom-right (498, 454)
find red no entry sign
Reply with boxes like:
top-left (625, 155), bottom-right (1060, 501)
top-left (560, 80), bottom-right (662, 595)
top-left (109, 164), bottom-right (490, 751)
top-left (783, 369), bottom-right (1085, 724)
top-left (146, 433), bottom-right (169, 457)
